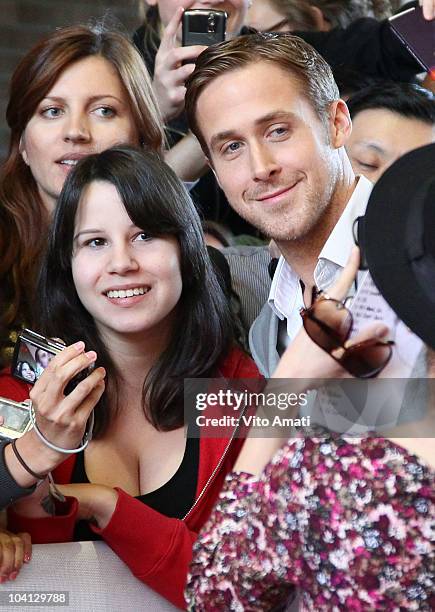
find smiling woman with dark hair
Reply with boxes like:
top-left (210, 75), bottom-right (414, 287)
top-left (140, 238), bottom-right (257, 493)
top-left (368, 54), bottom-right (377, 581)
top-left (0, 146), bottom-right (259, 607)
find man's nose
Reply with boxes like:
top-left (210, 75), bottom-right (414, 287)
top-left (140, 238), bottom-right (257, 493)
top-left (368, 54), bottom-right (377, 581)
top-left (249, 143), bottom-right (280, 182)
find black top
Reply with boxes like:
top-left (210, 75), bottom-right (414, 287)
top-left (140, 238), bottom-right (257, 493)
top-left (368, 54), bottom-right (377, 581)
top-left (71, 433), bottom-right (199, 541)
top-left (0, 439), bottom-right (37, 510)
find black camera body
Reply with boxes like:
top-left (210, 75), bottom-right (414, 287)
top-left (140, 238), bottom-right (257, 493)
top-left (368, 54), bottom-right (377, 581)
top-left (182, 10), bottom-right (227, 47)
top-left (12, 329), bottom-right (93, 393)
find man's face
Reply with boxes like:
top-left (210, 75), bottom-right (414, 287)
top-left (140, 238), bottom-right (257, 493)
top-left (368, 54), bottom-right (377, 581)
top-left (346, 108), bottom-right (435, 183)
top-left (195, 61), bottom-right (345, 242)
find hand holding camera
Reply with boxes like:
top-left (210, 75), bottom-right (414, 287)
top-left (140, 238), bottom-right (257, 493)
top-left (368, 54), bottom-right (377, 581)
top-left (153, 8), bottom-right (207, 121)
top-left (26, 341), bottom-right (105, 456)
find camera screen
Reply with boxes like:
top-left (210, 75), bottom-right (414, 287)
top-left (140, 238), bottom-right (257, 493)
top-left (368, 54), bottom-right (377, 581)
top-left (12, 337), bottom-right (57, 384)
top-left (0, 399), bottom-right (31, 437)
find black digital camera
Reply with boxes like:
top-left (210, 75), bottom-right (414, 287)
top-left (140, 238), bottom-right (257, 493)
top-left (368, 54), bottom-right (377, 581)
top-left (182, 10), bottom-right (227, 47)
top-left (12, 329), bottom-right (93, 392)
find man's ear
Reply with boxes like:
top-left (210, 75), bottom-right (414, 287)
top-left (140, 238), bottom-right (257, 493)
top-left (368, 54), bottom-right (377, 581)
top-left (19, 135), bottom-right (29, 166)
top-left (329, 99), bottom-right (352, 149)
top-left (208, 159), bottom-right (223, 189)
top-left (308, 5), bottom-right (330, 31)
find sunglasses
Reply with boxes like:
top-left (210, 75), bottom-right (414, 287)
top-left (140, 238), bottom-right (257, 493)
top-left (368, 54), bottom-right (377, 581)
top-left (300, 292), bottom-right (394, 378)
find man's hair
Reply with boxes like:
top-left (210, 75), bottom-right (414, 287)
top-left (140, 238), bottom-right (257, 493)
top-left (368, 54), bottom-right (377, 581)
top-left (185, 32), bottom-right (340, 155)
top-left (347, 82), bottom-right (435, 125)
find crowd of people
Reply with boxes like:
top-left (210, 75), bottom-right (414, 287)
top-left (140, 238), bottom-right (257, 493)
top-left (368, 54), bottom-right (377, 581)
top-left (0, 0), bottom-right (434, 609)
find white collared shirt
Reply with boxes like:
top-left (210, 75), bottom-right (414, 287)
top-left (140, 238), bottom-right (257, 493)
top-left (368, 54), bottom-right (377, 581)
top-left (268, 175), bottom-right (373, 347)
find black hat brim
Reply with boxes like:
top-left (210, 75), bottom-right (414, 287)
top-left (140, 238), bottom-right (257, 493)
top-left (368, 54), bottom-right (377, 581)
top-left (364, 143), bottom-right (435, 349)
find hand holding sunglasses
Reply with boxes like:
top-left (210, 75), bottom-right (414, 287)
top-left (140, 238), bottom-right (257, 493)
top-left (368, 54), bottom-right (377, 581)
top-left (300, 247), bottom-right (394, 379)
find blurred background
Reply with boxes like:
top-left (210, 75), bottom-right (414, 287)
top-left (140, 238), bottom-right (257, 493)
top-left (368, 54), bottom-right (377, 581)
top-left (0, 0), bottom-right (141, 158)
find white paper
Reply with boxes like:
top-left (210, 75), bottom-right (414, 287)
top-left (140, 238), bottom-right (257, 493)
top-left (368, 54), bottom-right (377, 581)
top-left (312, 271), bottom-right (425, 433)
top-left (349, 271), bottom-right (423, 377)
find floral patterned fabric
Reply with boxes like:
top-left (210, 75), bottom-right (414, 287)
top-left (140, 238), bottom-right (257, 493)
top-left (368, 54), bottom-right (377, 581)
top-left (186, 437), bottom-right (435, 611)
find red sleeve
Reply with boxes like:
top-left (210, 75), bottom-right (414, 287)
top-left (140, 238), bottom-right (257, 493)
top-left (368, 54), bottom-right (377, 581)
top-left (0, 368), bottom-right (30, 402)
top-left (92, 488), bottom-right (196, 610)
top-left (7, 496), bottom-right (79, 544)
top-left (219, 346), bottom-right (261, 379)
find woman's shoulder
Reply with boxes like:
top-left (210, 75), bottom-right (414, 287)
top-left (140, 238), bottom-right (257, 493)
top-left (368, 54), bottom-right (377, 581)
top-left (218, 346), bottom-right (261, 380)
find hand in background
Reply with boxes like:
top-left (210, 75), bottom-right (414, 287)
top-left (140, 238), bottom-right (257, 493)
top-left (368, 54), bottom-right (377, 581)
top-left (273, 247), bottom-right (390, 380)
top-left (153, 8), bottom-right (207, 121)
top-left (0, 527), bottom-right (31, 583)
top-left (421, 0), bottom-right (435, 20)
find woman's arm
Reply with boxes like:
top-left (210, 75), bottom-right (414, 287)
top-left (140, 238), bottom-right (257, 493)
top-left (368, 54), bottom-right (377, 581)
top-left (164, 131), bottom-right (208, 183)
top-left (186, 437), bottom-right (433, 610)
top-left (2, 342), bottom-right (104, 520)
top-left (36, 484), bottom-right (202, 609)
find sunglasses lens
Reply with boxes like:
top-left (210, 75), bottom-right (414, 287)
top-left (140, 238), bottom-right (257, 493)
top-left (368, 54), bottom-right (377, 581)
top-left (304, 300), bottom-right (352, 352)
top-left (340, 341), bottom-right (393, 378)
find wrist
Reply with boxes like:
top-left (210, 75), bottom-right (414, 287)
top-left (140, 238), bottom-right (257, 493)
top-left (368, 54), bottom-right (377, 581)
top-left (5, 433), bottom-right (64, 488)
top-left (90, 487), bottom-right (118, 529)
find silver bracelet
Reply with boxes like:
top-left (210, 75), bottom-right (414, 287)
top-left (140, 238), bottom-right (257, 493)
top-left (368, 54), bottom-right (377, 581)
top-left (29, 402), bottom-right (94, 454)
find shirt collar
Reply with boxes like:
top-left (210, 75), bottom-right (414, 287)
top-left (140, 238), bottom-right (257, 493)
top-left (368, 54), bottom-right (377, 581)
top-left (268, 175), bottom-right (373, 319)
top-left (318, 175), bottom-right (372, 269)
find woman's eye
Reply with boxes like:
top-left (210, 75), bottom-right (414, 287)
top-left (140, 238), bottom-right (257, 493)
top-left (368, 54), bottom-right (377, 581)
top-left (84, 238), bottom-right (106, 248)
top-left (41, 107), bottom-right (63, 119)
top-left (94, 106), bottom-right (116, 118)
top-left (134, 232), bottom-right (151, 242)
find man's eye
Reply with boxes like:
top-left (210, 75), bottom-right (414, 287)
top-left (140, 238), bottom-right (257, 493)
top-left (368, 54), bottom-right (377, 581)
top-left (357, 161), bottom-right (379, 171)
top-left (269, 126), bottom-right (288, 137)
top-left (223, 142), bottom-right (241, 155)
top-left (41, 107), bottom-right (63, 119)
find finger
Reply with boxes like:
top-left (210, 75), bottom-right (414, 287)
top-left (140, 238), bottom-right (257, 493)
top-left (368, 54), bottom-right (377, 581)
top-left (159, 7), bottom-right (184, 51)
top-left (12, 536), bottom-right (24, 572)
top-left (173, 61), bottom-right (197, 83)
top-left (345, 323), bottom-right (390, 348)
top-left (42, 367), bottom-right (105, 424)
top-left (50, 337), bottom-right (66, 345)
top-left (18, 533), bottom-right (32, 563)
top-left (326, 246), bottom-right (360, 301)
top-left (37, 341), bottom-right (86, 379)
top-left (34, 350), bottom-right (97, 400)
top-left (172, 44), bottom-right (208, 65)
top-left (421, 0), bottom-right (435, 20)
top-left (70, 378), bottom-right (105, 423)
top-left (0, 539), bottom-right (15, 575)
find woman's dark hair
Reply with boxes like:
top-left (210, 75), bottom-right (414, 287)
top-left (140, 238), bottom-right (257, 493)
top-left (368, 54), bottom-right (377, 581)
top-left (16, 361), bottom-right (36, 380)
top-left (37, 146), bottom-right (233, 435)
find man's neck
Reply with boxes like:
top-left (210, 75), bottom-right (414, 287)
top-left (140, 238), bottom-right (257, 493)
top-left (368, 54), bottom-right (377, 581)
top-left (277, 174), bottom-right (358, 291)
